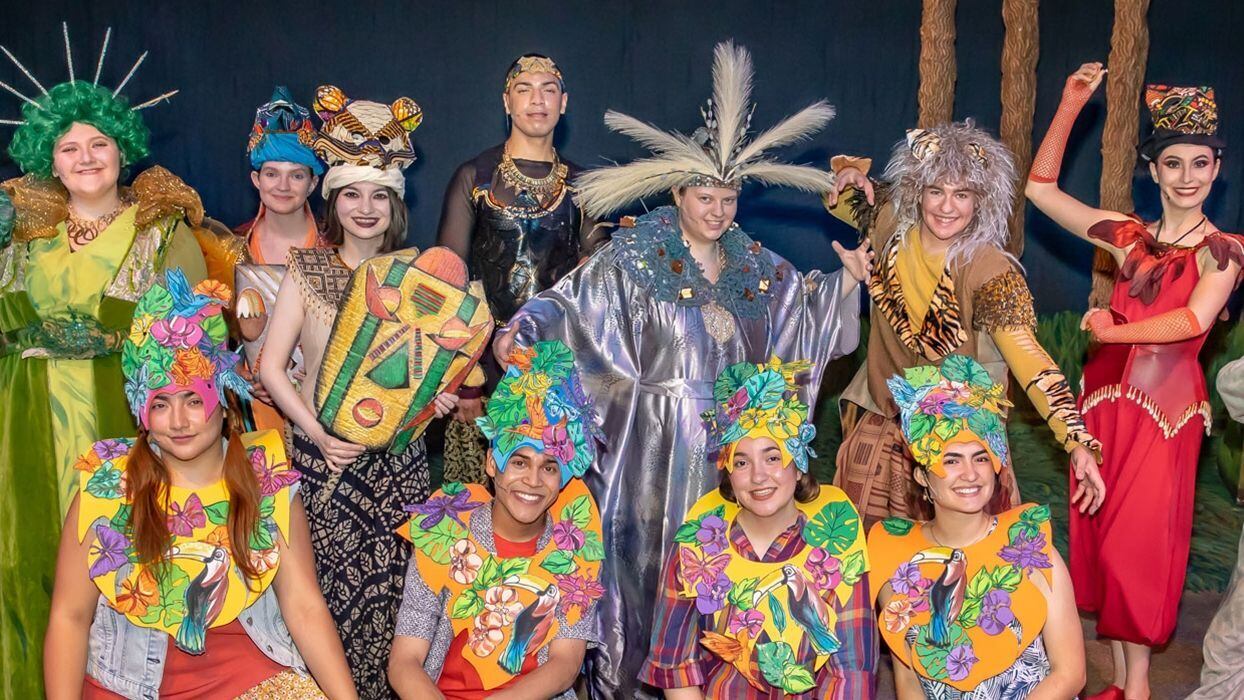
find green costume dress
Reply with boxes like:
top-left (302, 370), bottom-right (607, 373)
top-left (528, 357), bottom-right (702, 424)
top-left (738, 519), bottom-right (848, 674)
top-left (0, 167), bottom-right (207, 699)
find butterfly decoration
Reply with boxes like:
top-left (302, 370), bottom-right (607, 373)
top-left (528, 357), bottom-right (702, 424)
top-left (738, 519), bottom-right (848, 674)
top-left (678, 545), bottom-right (731, 590)
top-left (89, 523), bottom-right (132, 579)
top-left (167, 493), bottom-right (206, 538)
top-left (249, 445), bottom-right (300, 497)
top-left (405, 488), bottom-right (485, 530)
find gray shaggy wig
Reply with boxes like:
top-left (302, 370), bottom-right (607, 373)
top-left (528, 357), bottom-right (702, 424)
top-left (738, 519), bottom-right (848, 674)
top-left (880, 120), bottom-right (1018, 268)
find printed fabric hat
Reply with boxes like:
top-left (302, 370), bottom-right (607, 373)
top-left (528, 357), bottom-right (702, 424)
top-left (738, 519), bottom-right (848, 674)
top-left (573, 41), bottom-right (836, 218)
top-left (311, 84), bottom-right (422, 198)
top-left (247, 85), bottom-right (324, 175)
top-left (475, 340), bottom-right (605, 487)
top-left (122, 268), bottom-right (250, 427)
top-left (1139, 85), bottom-right (1225, 161)
top-left (701, 357), bottom-right (818, 473)
top-left (503, 54), bottom-right (564, 92)
top-left (886, 355), bottom-right (1010, 477)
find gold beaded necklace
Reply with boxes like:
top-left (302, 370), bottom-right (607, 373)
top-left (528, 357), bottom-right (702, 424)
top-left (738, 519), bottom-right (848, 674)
top-left (498, 149), bottom-right (567, 201)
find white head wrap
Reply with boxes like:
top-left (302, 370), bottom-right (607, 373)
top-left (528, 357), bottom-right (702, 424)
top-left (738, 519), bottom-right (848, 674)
top-left (321, 164), bottom-right (407, 199)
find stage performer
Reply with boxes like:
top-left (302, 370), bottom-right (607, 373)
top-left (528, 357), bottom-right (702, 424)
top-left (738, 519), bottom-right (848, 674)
top-left (824, 121), bottom-right (1103, 527)
top-left (0, 28), bottom-right (207, 698)
top-left (258, 85), bottom-right (456, 698)
top-left (642, 358), bottom-right (876, 699)
top-left (872, 356), bottom-right (1086, 699)
top-left (389, 340), bottom-right (606, 700)
top-left (1026, 63), bottom-right (1243, 700)
top-left (43, 269), bottom-right (357, 699)
top-left (497, 41), bottom-right (872, 698)
top-left (436, 54), bottom-right (605, 485)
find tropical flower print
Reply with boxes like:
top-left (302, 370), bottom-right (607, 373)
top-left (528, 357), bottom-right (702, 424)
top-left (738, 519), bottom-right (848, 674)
top-left (450, 539), bottom-right (484, 585)
top-left (728, 608), bottom-right (765, 637)
top-left (978, 589), bottom-right (1015, 635)
top-left (150, 315), bottom-right (204, 349)
top-left (890, 561), bottom-right (921, 595)
top-left (946, 645), bottom-right (979, 682)
top-left (196, 279), bottom-right (232, 303)
top-left (695, 514), bottom-right (727, 556)
top-left (468, 611), bottom-right (506, 657)
top-left (483, 586), bottom-right (524, 625)
top-left (999, 530), bottom-right (1052, 574)
top-left (883, 597), bottom-right (915, 633)
top-left (542, 423), bottom-right (575, 463)
top-left (806, 547), bottom-right (842, 593)
top-left (94, 439), bottom-right (130, 460)
top-left (250, 546), bottom-right (280, 575)
top-left (552, 521), bottom-right (586, 551)
top-left (556, 574), bottom-right (605, 616)
top-left (694, 572), bottom-right (733, 615)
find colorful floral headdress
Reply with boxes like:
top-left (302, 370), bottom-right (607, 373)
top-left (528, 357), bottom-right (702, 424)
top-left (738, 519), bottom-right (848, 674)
top-left (886, 355), bottom-right (1010, 477)
top-left (247, 85), bottom-right (323, 176)
top-left (504, 54), bottom-right (563, 92)
top-left (311, 85), bottom-right (422, 198)
top-left (574, 41), bottom-right (836, 218)
top-left (702, 357), bottom-right (817, 473)
top-left (123, 269), bottom-right (250, 427)
top-left (476, 340), bottom-right (604, 487)
top-left (1140, 84), bottom-right (1225, 161)
top-left (2, 24), bottom-right (178, 177)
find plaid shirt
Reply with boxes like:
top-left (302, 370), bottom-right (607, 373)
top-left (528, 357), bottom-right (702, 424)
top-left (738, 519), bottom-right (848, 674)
top-left (640, 514), bottom-right (877, 699)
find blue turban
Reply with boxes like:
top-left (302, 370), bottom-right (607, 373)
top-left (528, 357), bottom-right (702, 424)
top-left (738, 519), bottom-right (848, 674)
top-left (247, 86), bottom-right (324, 175)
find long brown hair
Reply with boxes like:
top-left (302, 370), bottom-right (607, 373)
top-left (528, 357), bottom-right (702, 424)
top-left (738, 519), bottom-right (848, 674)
top-left (322, 184), bottom-right (408, 253)
top-left (127, 414), bottom-right (263, 581)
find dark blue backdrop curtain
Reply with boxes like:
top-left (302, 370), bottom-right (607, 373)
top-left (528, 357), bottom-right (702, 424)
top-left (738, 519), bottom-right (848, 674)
top-left (1, 0), bottom-right (1240, 313)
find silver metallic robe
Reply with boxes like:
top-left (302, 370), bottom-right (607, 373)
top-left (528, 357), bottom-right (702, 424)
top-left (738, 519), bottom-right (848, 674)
top-left (508, 207), bottom-right (860, 698)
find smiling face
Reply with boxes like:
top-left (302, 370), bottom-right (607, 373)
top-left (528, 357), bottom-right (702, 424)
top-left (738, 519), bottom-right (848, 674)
top-left (146, 389), bottom-right (225, 464)
top-left (916, 439), bottom-right (998, 516)
top-left (487, 446), bottom-right (562, 527)
top-left (503, 71), bottom-right (566, 139)
top-left (1150, 143), bottom-right (1220, 211)
top-left (251, 161), bottom-right (318, 216)
top-left (674, 186), bottom-right (739, 245)
top-left (726, 437), bottom-right (800, 519)
top-left (52, 122), bottom-right (122, 202)
top-left (334, 181), bottom-right (393, 242)
top-left (919, 181), bottom-right (978, 243)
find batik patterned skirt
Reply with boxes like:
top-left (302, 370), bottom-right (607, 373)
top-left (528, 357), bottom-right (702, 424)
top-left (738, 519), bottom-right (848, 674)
top-left (292, 426), bottom-right (430, 699)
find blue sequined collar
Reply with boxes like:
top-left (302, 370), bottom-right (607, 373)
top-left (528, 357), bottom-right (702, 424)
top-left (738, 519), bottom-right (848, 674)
top-left (612, 206), bottom-right (778, 319)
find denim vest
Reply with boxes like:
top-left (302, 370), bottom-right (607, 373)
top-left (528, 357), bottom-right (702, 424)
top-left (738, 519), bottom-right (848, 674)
top-left (84, 584), bottom-right (307, 699)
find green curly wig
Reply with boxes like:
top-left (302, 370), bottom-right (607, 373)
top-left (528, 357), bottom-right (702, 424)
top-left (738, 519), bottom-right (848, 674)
top-left (7, 81), bottom-right (150, 177)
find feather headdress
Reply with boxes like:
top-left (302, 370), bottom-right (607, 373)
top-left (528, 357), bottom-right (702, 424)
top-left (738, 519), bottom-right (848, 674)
top-left (574, 41), bottom-right (836, 218)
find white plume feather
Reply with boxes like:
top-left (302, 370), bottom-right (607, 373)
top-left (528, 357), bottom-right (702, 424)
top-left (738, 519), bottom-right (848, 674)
top-left (604, 110), bottom-right (710, 161)
top-left (735, 161), bottom-right (835, 193)
top-left (574, 157), bottom-right (707, 218)
top-left (731, 101), bottom-right (836, 170)
top-left (710, 41), bottom-right (753, 171)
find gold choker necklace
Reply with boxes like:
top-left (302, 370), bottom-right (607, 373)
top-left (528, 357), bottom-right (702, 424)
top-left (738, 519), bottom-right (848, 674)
top-left (499, 150), bottom-right (568, 201)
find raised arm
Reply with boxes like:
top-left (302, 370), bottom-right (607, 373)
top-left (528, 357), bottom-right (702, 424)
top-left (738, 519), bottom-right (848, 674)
top-left (823, 156), bottom-right (877, 230)
top-left (1026, 62), bottom-right (1132, 258)
top-left (274, 496), bottom-right (359, 699)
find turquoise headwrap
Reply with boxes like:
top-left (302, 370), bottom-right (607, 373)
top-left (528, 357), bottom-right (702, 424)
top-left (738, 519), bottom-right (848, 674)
top-left (247, 86), bottom-right (324, 175)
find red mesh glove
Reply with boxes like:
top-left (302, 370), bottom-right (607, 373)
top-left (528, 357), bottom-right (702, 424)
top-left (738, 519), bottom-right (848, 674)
top-left (1088, 307), bottom-right (1202, 344)
top-left (1029, 76), bottom-right (1096, 183)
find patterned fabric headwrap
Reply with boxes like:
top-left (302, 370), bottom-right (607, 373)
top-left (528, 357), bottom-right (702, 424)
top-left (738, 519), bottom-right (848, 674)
top-left (311, 84), bottom-right (422, 198)
top-left (1139, 84), bottom-right (1225, 162)
top-left (886, 355), bottom-right (1010, 478)
top-left (123, 268), bottom-right (250, 428)
top-left (476, 340), bottom-right (604, 487)
top-left (247, 85), bottom-right (324, 175)
top-left (573, 41), bottom-right (836, 218)
top-left (702, 357), bottom-right (817, 473)
top-left (503, 54), bottom-right (564, 92)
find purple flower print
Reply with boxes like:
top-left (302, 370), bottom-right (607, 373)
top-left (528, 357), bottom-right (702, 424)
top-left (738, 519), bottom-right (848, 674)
top-left (728, 608), bottom-right (764, 637)
top-left (695, 572), bottom-right (732, 615)
top-left (945, 645), bottom-right (979, 682)
top-left (978, 589), bottom-right (1015, 635)
top-left (999, 531), bottom-right (1053, 574)
top-left (542, 423), bottom-right (575, 464)
top-left (890, 561), bottom-right (921, 595)
top-left (93, 439), bottom-right (130, 460)
top-left (552, 521), bottom-right (587, 551)
top-left (695, 514), bottom-right (728, 556)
